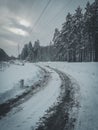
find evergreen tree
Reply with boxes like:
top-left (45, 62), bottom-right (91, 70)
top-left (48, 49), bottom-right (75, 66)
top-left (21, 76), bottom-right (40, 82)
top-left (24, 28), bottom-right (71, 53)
top-left (53, 28), bottom-right (60, 47)
top-left (52, 28), bottom-right (62, 60)
top-left (20, 0), bottom-right (97, 62)
top-left (34, 40), bottom-right (40, 61)
top-left (90, 0), bottom-right (98, 61)
top-left (73, 6), bottom-right (83, 61)
top-left (61, 12), bottom-right (73, 61)
top-left (20, 44), bottom-right (28, 60)
top-left (84, 1), bottom-right (93, 61)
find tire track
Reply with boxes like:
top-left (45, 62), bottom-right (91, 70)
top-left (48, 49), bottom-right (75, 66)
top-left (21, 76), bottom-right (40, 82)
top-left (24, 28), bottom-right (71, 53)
top-left (0, 64), bottom-right (62, 130)
top-left (35, 66), bottom-right (80, 130)
top-left (0, 66), bottom-right (50, 119)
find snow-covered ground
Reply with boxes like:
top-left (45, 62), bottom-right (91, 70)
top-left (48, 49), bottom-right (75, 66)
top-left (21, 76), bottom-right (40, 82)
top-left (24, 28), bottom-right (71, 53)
top-left (0, 61), bottom-right (44, 103)
top-left (0, 66), bottom-right (61, 130)
top-left (0, 61), bottom-right (98, 130)
top-left (38, 62), bottom-right (98, 130)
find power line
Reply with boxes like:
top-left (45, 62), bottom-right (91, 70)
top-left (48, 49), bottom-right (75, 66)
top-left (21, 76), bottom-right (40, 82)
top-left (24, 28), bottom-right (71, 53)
top-left (28, 0), bottom-right (72, 42)
top-left (38, 0), bottom-right (73, 44)
top-left (36, 0), bottom-right (73, 43)
top-left (30, 0), bottom-right (52, 34)
top-left (49, 0), bottom-right (72, 24)
top-left (20, 0), bottom-right (72, 51)
top-left (21, 0), bottom-right (52, 45)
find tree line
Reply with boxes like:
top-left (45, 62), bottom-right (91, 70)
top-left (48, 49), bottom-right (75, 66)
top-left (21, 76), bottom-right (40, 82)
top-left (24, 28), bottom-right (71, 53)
top-left (20, 40), bottom-right (55, 62)
top-left (20, 0), bottom-right (98, 62)
top-left (53, 0), bottom-right (98, 62)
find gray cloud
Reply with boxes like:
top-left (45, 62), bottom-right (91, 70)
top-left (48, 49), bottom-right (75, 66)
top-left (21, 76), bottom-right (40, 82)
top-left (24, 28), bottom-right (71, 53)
top-left (0, 0), bottom-right (95, 56)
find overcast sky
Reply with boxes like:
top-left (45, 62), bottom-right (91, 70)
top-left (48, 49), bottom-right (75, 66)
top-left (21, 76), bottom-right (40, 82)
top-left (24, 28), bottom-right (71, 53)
top-left (0, 0), bottom-right (94, 56)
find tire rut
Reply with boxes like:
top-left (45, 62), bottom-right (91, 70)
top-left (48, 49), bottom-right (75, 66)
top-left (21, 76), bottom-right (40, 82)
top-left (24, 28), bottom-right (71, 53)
top-left (35, 66), bottom-right (80, 130)
top-left (0, 66), bottom-right (50, 119)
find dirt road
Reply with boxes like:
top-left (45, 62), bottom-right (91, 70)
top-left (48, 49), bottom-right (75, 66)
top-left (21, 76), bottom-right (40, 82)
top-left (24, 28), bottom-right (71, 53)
top-left (0, 65), bottom-right (80, 130)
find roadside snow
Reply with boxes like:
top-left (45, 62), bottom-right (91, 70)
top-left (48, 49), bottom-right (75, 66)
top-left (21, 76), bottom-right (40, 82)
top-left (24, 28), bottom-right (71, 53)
top-left (0, 66), bottom-right (61, 130)
top-left (0, 62), bottom-right (44, 104)
top-left (39, 62), bottom-right (98, 130)
top-left (0, 61), bottom-right (98, 130)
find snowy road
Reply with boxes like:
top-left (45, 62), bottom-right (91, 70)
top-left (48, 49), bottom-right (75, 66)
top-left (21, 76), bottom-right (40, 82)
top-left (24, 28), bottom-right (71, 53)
top-left (1, 62), bottom-right (96, 130)
top-left (0, 64), bottom-right (79, 130)
top-left (38, 62), bottom-right (98, 130)
top-left (36, 66), bottom-right (79, 130)
top-left (0, 65), bottom-right (62, 130)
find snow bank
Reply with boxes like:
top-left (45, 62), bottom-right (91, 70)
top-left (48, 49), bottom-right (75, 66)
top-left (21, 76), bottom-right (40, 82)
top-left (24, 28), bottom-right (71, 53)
top-left (0, 61), bottom-right (44, 103)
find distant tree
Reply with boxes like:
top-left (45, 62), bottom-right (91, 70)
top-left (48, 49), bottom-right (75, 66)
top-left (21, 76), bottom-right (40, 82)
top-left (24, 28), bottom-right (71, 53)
top-left (28, 41), bottom-right (32, 50)
top-left (20, 44), bottom-right (28, 60)
top-left (53, 28), bottom-right (60, 47)
top-left (20, 41), bottom-right (33, 60)
top-left (20, 0), bottom-right (97, 62)
top-left (33, 40), bottom-right (40, 61)
top-left (34, 40), bottom-right (40, 51)
top-left (0, 48), bottom-right (9, 61)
